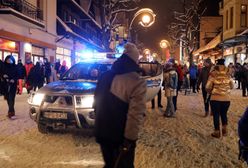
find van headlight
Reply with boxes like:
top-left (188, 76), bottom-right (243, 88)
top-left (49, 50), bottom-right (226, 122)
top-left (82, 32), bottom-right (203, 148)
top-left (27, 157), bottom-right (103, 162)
top-left (76, 95), bottom-right (94, 108)
top-left (29, 93), bottom-right (45, 106)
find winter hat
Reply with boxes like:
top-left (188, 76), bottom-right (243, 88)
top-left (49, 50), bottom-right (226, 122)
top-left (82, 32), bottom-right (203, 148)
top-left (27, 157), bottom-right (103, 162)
top-left (163, 62), bottom-right (173, 71)
top-left (168, 58), bottom-right (175, 64)
top-left (4, 55), bottom-right (15, 64)
top-left (216, 58), bottom-right (225, 65)
top-left (123, 42), bottom-right (140, 63)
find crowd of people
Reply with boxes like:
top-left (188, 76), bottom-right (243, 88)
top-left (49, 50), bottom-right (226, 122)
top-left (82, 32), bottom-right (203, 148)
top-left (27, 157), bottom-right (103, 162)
top-left (0, 55), bottom-right (68, 119)
top-left (0, 44), bottom-right (247, 167)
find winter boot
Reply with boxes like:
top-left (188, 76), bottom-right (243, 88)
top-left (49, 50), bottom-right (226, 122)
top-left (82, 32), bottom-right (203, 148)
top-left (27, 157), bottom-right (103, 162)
top-left (222, 125), bottom-right (228, 136)
top-left (211, 130), bottom-right (221, 138)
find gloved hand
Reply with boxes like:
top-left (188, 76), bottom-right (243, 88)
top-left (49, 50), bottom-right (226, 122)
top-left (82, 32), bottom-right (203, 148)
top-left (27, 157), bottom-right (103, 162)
top-left (3, 74), bottom-right (8, 78)
top-left (9, 79), bottom-right (15, 83)
top-left (120, 138), bottom-right (136, 152)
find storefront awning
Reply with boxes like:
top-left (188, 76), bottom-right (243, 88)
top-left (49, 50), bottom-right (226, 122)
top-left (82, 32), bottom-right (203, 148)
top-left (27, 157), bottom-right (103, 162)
top-left (220, 29), bottom-right (248, 48)
top-left (57, 17), bottom-right (105, 51)
top-left (193, 34), bottom-right (221, 56)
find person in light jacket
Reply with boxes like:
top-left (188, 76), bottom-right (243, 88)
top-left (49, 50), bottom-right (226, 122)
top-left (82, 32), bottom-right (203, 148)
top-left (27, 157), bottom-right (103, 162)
top-left (94, 42), bottom-right (147, 168)
top-left (163, 62), bottom-right (178, 117)
top-left (206, 58), bottom-right (234, 138)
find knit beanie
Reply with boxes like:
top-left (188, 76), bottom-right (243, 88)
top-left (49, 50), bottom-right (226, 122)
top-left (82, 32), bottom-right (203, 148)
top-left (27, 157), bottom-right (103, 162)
top-left (123, 42), bottom-right (140, 63)
top-left (216, 58), bottom-right (225, 65)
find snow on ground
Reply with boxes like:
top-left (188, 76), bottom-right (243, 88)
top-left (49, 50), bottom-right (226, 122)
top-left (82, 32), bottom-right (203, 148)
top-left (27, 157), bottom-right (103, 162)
top-left (0, 88), bottom-right (247, 168)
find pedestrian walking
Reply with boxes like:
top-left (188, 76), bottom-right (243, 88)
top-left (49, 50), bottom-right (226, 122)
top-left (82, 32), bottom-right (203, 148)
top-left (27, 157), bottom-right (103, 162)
top-left (182, 64), bottom-right (190, 95)
top-left (0, 59), bottom-right (4, 96)
top-left (173, 61), bottom-right (183, 111)
top-left (163, 62), bottom-right (178, 117)
top-left (27, 62), bottom-right (44, 91)
top-left (94, 42), bottom-right (146, 168)
top-left (197, 58), bottom-right (213, 117)
top-left (25, 60), bottom-right (34, 94)
top-left (240, 63), bottom-right (248, 97)
top-left (1, 55), bottom-right (18, 119)
top-left (59, 60), bottom-right (68, 77)
top-left (16, 59), bottom-right (26, 95)
top-left (54, 59), bottom-right (61, 74)
top-left (189, 63), bottom-right (198, 93)
top-left (238, 107), bottom-right (248, 164)
top-left (43, 58), bottom-right (51, 84)
top-left (235, 63), bottom-right (242, 89)
top-left (206, 59), bottom-right (234, 138)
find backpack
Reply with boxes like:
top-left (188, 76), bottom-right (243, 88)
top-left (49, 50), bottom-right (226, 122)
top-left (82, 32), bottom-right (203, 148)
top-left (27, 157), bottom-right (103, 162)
top-left (169, 72), bottom-right (178, 89)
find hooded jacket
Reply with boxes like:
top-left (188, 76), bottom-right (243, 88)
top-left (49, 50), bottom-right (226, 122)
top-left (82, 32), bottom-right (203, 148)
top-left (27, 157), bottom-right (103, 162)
top-left (17, 62), bottom-right (27, 79)
top-left (94, 55), bottom-right (146, 144)
top-left (206, 65), bottom-right (234, 101)
top-left (2, 56), bottom-right (18, 83)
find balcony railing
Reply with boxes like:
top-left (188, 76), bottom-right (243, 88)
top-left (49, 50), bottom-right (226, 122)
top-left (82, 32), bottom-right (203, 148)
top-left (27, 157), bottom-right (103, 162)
top-left (0, 0), bottom-right (43, 22)
top-left (65, 21), bottom-right (102, 46)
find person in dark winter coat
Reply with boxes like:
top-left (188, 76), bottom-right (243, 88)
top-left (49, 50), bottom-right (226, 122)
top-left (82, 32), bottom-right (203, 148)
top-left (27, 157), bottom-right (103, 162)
top-left (189, 64), bottom-right (198, 93)
top-left (238, 107), bottom-right (248, 164)
top-left (16, 59), bottom-right (27, 95)
top-left (240, 63), bottom-right (248, 97)
top-left (54, 59), bottom-right (61, 74)
top-left (0, 59), bottom-right (4, 96)
top-left (94, 42), bottom-right (146, 168)
top-left (27, 62), bottom-right (44, 91)
top-left (235, 63), bottom-right (242, 89)
top-left (1, 55), bottom-right (18, 118)
top-left (43, 58), bottom-right (51, 84)
top-left (197, 58), bottom-right (213, 117)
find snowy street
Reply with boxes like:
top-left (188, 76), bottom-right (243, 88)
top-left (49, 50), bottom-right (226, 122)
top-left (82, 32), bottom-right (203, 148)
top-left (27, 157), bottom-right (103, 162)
top-left (0, 89), bottom-right (247, 168)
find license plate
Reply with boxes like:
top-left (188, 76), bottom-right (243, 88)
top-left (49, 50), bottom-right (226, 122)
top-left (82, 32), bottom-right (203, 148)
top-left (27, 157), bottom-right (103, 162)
top-left (43, 112), bottom-right (67, 119)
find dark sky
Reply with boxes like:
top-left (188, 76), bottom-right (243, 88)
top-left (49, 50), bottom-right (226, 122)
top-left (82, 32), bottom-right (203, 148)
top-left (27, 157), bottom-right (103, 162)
top-left (136, 0), bottom-right (222, 51)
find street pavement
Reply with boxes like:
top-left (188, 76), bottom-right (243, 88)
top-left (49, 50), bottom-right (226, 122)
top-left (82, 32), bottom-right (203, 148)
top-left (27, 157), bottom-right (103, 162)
top-left (0, 88), bottom-right (247, 168)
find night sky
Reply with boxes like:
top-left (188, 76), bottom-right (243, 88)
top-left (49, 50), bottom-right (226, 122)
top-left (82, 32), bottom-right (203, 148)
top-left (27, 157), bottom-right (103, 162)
top-left (136, 0), bottom-right (222, 52)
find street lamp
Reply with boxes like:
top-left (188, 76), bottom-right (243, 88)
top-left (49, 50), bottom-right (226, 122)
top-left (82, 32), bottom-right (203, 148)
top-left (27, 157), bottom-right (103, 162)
top-left (160, 40), bottom-right (170, 61)
top-left (129, 8), bottom-right (156, 41)
top-left (160, 39), bottom-right (170, 49)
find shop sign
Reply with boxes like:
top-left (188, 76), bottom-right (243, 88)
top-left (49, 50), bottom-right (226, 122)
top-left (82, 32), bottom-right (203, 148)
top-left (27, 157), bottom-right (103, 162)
top-left (0, 38), bottom-right (18, 52)
top-left (32, 46), bottom-right (44, 56)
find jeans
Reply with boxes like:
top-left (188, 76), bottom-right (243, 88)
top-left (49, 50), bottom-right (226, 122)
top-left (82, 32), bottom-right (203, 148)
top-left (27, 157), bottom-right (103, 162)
top-left (202, 87), bottom-right (210, 113)
top-left (190, 78), bottom-right (197, 92)
top-left (165, 96), bottom-right (175, 117)
top-left (210, 100), bottom-right (230, 130)
top-left (100, 143), bottom-right (135, 168)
